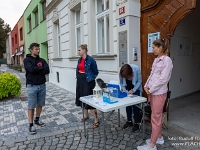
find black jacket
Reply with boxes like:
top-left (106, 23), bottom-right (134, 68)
top-left (24, 54), bottom-right (50, 85)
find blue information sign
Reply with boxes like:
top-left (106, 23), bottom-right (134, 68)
top-left (120, 18), bottom-right (125, 26)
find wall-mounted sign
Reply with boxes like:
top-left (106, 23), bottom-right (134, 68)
top-left (148, 32), bottom-right (160, 53)
top-left (119, 31), bottom-right (127, 67)
top-left (119, 17), bottom-right (125, 26)
top-left (133, 47), bottom-right (138, 61)
top-left (119, 6), bottom-right (125, 15)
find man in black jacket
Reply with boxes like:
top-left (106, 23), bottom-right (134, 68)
top-left (24, 43), bottom-right (50, 134)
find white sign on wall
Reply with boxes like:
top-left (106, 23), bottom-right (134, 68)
top-left (148, 32), bottom-right (160, 53)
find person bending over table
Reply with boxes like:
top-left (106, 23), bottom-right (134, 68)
top-left (119, 64), bottom-right (143, 132)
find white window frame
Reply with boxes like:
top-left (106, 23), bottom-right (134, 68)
top-left (75, 8), bottom-right (82, 55)
top-left (95, 0), bottom-right (110, 54)
top-left (56, 21), bottom-right (61, 58)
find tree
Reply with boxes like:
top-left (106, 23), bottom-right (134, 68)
top-left (0, 18), bottom-right (11, 56)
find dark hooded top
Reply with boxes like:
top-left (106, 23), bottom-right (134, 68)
top-left (23, 54), bottom-right (50, 85)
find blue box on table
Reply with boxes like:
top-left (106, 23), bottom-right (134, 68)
top-left (107, 84), bottom-right (128, 98)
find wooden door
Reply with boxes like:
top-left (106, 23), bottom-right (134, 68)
top-left (198, 44), bottom-right (200, 90)
top-left (141, 0), bottom-right (196, 96)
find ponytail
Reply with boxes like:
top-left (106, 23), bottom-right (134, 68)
top-left (153, 38), bottom-right (170, 54)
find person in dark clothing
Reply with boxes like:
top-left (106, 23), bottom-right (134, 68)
top-left (119, 64), bottom-right (143, 132)
top-left (24, 43), bottom-right (50, 134)
top-left (76, 44), bottom-right (100, 128)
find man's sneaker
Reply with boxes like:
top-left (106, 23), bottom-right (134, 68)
top-left (132, 123), bottom-right (139, 132)
top-left (29, 126), bottom-right (36, 134)
top-left (34, 120), bottom-right (46, 127)
top-left (146, 136), bottom-right (164, 145)
top-left (137, 144), bottom-right (157, 150)
top-left (123, 121), bottom-right (133, 129)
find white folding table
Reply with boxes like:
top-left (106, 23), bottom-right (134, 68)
top-left (80, 95), bottom-right (147, 150)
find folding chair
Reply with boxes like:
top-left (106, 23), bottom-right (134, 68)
top-left (140, 91), bottom-right (171, 130)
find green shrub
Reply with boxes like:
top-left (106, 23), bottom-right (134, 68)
top-left (0, 72), bottom-right (22, 99)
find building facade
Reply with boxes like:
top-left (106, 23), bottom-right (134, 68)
top-left (45, 0), bottom-right (199, 100)
top-left (11, 24), bottom-right (19, 64)
top-left (24, 0), bottom-right (48, 62)
top-left (45, 0), bottom-right (141, 94)
top-left (17, 15), bottom-right (25, 65)
top-left (5, 32), bottom-right (12, 64)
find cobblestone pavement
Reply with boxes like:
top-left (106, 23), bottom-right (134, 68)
top-left (0, 65), bottom-right (200, 150)
top-left (0, 66), bottom-right (88, 142)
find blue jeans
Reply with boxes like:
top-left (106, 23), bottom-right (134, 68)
top-left (126, 90), bottom-right (141, 123)
top-left (27, 84), bottom-right (46, 109)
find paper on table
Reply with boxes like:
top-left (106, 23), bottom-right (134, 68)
top-left (83, 95), bottom-right (94, 101)
top-left (128, 94), bottom-right (138, 98)
top-left (94, 102), bottom-right (107, 107)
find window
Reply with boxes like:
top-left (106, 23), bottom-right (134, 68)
top-left (20, 28), bottom-right (23, 41)
top-left (54, 21), bottom-right (61, 57)
top-left (96, 0), bottom-right (110, 54)
top-left (96, 0), bottom-right (109, 14)
top-left (28, 17), bottom-right (32, 32)
top-left (35, 9), bottom-right (39, 26)
top-left (15, 34), bottom-right (17, 44)
top-left (75, 9), bottom-right (82, 54)
top-left (42, 0), bottom-right (46, 20)
top-left (12, 38), bottom-right (14, 46)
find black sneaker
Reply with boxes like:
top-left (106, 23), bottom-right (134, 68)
top-left (123, 121), bottom-right (133, 129)
top-left (34, 120), bottom-right (46, 127)
top-left (29, 126), bottom-right (36, 134)
top-left (132, 123), bottom-right (139, 132)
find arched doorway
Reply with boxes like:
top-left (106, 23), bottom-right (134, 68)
top-left (140, 0), bottom-right (199, 134)
top-left (141, 0), bottom-right (196, 90)
top-left (168, 0), bottom-right (200, 134)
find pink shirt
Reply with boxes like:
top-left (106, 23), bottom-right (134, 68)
top-left (144, 55), bottom-right (173, 95)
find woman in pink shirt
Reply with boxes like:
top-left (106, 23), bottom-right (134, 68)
top-left (137, 38), bottom-right (173, 150)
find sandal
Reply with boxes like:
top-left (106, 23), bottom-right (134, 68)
top-left (92, 121), bottom-right (100, 129)
top-left (80, 117), bottom-right (89, 122)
